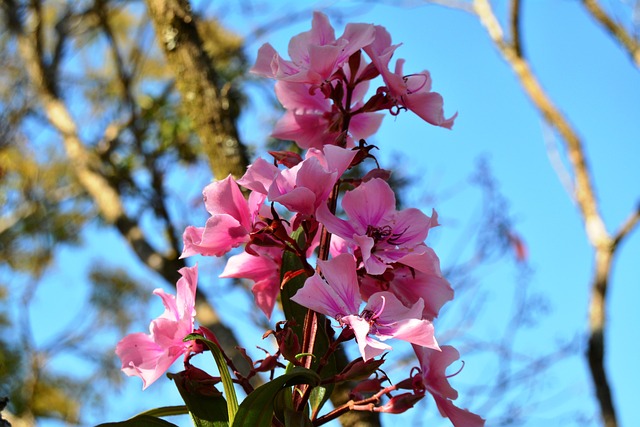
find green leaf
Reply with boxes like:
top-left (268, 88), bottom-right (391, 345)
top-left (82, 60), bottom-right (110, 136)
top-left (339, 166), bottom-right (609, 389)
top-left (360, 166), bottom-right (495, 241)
top-left (308, 386), bottom-right (328, 416)
top-left (280, 228), bottom-right (310, 336)
top-left (95, 414), bottom-right (178, 427)
top-left (138, 406), bottom-right (189, 417)
top-left (168, 370), bottom-right (229, 427)
top-left (184, 334), bottom-right (239, 424)
top-left (284, 408), bottom-right (314, 427)
top-left (231, 367), bottom-right (320, 427)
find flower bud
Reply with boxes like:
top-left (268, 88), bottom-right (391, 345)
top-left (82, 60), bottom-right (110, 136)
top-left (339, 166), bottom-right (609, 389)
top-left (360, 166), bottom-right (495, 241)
top-left (349, 376), bottom-right (387, 399)
top-left (268, 150), bottom-right (303, 168)
top-left (169, 366), bottom-right (222, 397)
top-left (338, 357), bottom-right (385, 382)
top-left (378, 392), bottom-right (423, 414)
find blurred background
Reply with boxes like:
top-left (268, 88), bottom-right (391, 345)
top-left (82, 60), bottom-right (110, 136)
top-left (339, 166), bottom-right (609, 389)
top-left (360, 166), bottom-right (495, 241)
top-left (0, 1), bottom-right (638, 426)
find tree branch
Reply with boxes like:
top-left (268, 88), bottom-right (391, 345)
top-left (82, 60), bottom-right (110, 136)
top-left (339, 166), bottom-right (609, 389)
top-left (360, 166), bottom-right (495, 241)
top-left (612, 204), bottom-right (640, 248)
top-left (144, 0), bottom-right (250, 180)
top-left (470, 1), bottom-right (622, 425)
top-left (509, 0), bottom-right (523, 57)
top-left (4, 0), bottom-right (254, 385)
top-left (582, 0), bottom-right (640, 68)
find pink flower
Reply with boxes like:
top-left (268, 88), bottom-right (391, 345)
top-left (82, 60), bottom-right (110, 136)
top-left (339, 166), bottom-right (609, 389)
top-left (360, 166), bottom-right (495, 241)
top-left (291, 254), bottom-right (439, 361)
top-left (413, 345), bottom-right (485, 427)
top-left (316, 178), bottom-right (438, 275)
top-left (219, 246), bottom-right (283, 319)
top-left (181, 176), bottom-right (265, 258)
top-left (267, 145), bottom-right (356, 215)
top-left (116, 265), bottom-right (199, 389)
top-left (364, 25), bottom-right (456, 128)
top-left (271, 80), bottom-right (384, 150)
top-left (252, 11), bottom-right (375, 85)
top-left (237, 158), bottom-right (280, 195)
top-left (360, 255), bottom-right (454, 321)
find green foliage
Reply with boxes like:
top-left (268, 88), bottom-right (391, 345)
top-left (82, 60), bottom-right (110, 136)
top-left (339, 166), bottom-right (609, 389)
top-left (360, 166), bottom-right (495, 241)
top-left (96, 405), bottom-right (189, 427)
top-left (231, 368), bottom-right (320, 427)
top-left (168, 370), bottom-right (229, 427)
top-left (89, 264), bottom-right (151, 332)
top-left (0, 1), bottom-right (252, 424)
top-left (97, 414), bottom-right (179, 427)
top-left (184, 334), bottom-right (239, 423)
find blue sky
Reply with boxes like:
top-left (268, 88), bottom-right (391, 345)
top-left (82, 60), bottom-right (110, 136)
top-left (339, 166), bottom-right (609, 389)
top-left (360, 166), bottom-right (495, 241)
top-left (25, 1), bottom-right (640, 426)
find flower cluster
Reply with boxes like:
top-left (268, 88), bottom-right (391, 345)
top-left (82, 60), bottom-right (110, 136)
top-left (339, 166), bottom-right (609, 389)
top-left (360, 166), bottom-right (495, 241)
top-left (114, 11), bottom-right (482, 427)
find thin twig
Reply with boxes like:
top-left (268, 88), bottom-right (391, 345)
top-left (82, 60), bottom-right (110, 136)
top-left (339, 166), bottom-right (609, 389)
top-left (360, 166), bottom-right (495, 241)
top-left (582, 0), bottom-right (640, 68)
top-left (469, 1), bottom-right (620, 425)
top-left (612, 204), bottom-right (640, 248)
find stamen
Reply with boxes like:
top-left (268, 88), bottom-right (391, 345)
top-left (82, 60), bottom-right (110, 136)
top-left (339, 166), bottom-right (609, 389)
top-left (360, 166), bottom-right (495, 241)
top-left (371, 295), bottom-right (386, 321)
top-left (403, 73), bottom-right (429, 94)
top-left (446, 360), bottom-right (465, 378)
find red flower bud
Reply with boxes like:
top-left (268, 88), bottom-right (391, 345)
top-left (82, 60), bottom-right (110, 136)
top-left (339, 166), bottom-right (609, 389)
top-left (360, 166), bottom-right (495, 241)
top-left (269, 150), bottom-right (303, 168)
top-left (378, 393), bottom-right (424, 414)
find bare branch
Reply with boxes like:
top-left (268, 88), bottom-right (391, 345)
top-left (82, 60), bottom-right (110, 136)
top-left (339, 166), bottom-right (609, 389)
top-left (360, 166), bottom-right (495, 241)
top-left (469, 1), bottom-right (621, 425)
top-left (422, 0), bottom-right (475, 14)
top-left (509, 0), bottom-right (523, 57)
top-left (612, 204), bottom-right (640, 248)
top-left (473, 0), bottom-right (609, 249)
top-left (582, 0), bottom-right (640, 68)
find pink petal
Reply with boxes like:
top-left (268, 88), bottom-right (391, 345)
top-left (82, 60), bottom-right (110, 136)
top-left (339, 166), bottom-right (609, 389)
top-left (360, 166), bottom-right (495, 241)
top-left (321, 145), bottom-right (358, 177)
top-left (271, 187), bottom-right (317, 215)
top-left (342, 178), bottom-right (395, 231)
top-left (220, 251), bottom-right (279, 281)
top-left (309, 11), bottom-right (336, 45)
top-left (391, 208), bottom-right (432, 246)
top-left (288, 11), bottom-right (335, 66)
top-left (387, 317), bottom-right (439, 349)
top-left (316, 254), bottom-right (361, 313)
top-left (152, 288), bottom-right (179, 322)
top-left (180, 226), bottom-right (206, 258)
top-left (252, 278), bottom-right (281, 319)
top-left (315, 202), bottom-right (357, 241)
top-left (237, 158), bottom-right (279, 195)
top-left (150, 317), bottom-right (189, 349)
top-left (275, 80), bottom-right (329, 111)
top-left (203, 176), bottom-right (250, 228)
top-left (291, 255), bottom-right (361, 318)
top-left (116, 333), bottom-right (166, 390)
top-left (342, 314), bottom-right (391, 361)
top-left (175, 265), bottom-right (198, 320)
top-left (271, 111), bottom-right (330, 150)
top-left (367, 292), bottom-right (439, 349)
top-left (432, 394), bottom-right (486, 427)
top-left (251, 43), bottom-right (278, 77)
top-left (339, 23), bottom-right (376, 61)
top-left (405, 70), bottom-right (432, 93)
top-left (404, 91), bottom-right (457, 129)
top-left (221, 249), bottom-right (282, 319)
top-left (295, 158), bottom-right (337, 204)
top-left (308, 44), bottom-right (345, 80)
top-left (291, 273), bottom-right (348, 317)
top-left (414, 345), bottom-right (460, 400)
top-left (384, 262), bottom-right (453, 320)
top-left (353, 234), bottom-right (387, 275)
top-left (349, 112), bottom-right (384, 140)
top-left (182, 215), bottom-right (249, 257)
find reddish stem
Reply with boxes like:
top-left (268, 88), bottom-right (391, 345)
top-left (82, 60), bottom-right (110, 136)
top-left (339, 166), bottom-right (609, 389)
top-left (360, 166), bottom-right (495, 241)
top-left (312, 384), bottom-right (398, 425)
top-left (295, 78), bottom-right (354, 412)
